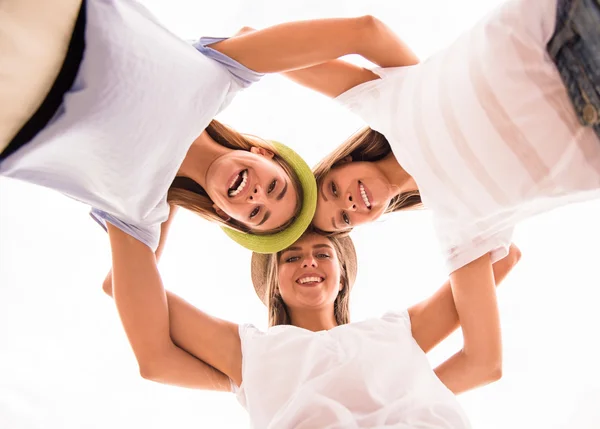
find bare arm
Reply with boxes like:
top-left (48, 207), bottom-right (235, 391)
top-left (433, 254), bottom-right (503, 395)
top-left (408, 244), bottom-right (521, 354)
top-left (104, 277), bottom-right (244, 388)
top-left (102, 205), bottom-right (178, 293)
top-left (215, 17), bottom-right (419, 98)
top-left (106, 223), bottom-right (242, 390)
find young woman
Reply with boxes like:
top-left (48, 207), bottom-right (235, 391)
top-left (267, 0), bottom-right (599, 379)
top-left (0, 1), bottom-right (415, 255)
top-left (0, 0), bottom-right (312, 254)
top-left (103, 225), bottom-right (521, 428)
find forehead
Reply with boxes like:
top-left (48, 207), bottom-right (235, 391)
top-left (282, 233), bottom-right (333, 252)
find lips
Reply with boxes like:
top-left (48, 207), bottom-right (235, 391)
top-left (228, 169), bottom-right (249, 197)
top-left (296, 273), bottom-right (325, 286)
top-left (357, 181), bottom-right (372, 210)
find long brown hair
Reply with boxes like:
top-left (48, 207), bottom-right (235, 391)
top-left (312, 127), bottom-right (421, 234)
top-left (168, 119), bottom-right (302, 234)
top-left (264, 232), bottom-right (351, 328)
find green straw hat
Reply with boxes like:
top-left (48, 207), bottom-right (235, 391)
top-left (221, 141), bottom-right (317, 254)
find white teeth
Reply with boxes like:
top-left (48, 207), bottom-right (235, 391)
top-left (229, 170), bottom-right (248, 197)
top-left (298, 276), bottom-right (323, 284)
top-left (359, 183), bottom-right (371, 208)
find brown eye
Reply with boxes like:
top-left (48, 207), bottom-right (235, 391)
top-left (342, 212), bottom-right (350, 225)
top-left (331, 182), bottom-right (338, 197)
top-left (268, 180), bottom-right (277, 194)
top-left (250, 207), bottom-right (260, 219)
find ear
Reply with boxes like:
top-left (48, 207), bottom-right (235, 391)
top-left (250, 146), bottom-right (275, 159)
top-left (212, 204), bottom-right (231, 222)
top-left (334, 155), bottom-right (353, 167)
top-left (339, 281), bottom-right (344, 292)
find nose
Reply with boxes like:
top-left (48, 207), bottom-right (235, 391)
top-left (344, 192), bottom-right (357, 212)
top-left (247, 185), bottom-right (266, 203)
top-left (302, 256), bottom-right (318, 268)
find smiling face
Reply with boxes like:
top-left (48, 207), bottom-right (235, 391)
top-left (276, 234), bottom-right (343, 311)
top-left (312, 161), bottom-right (394, 233)
top-left (204, 147), bottom-right (299, 232)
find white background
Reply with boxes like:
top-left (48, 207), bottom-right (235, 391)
top-left (1, 0), bottom-right (600, 428)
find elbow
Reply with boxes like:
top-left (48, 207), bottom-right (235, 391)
top-left (508, 244), bottom-right (522, 267)
top-left (138, 359), bottom-right (164, 382)
top-left (465, 351), bottom-right (503, 386)
top-left (477, 357), bottom-right (503, 384)
top-left (102, 277), bottom-right (113, 297)
top-left (356, 14), bottom-right (380, 37)
top-left (137, 347), bottom-right (175, 382)
top-left (358, 14), bottom-right (378, 26)
top-left (486, 361), bottom-right (503, 382)
top-left (490, 365), bottom-right (503, 382)
top-left (235, 26), bottom-right (256, 37)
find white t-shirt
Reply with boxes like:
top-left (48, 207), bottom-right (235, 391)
top-left (336, 0), bottom-right (600, 273)
top-left (234, 310), bottom-right (470, 429)
top-left (0, 0), bottom-right (261, 250)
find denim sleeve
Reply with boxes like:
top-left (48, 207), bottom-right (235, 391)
top-left (193, 37), bottom-right (264, 89)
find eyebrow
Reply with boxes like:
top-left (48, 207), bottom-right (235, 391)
top-left (280, 246), bottom-right (302, 256)
top-left (321, 180), bottom-right (328, 202)
top-left (331, 217), bottom-right (339, 231)
top-left (313, 244), bottom-right (334, 250)
top-left (276, 180), bottom-right (288, 201)
top-left (281, 243), bottom-right (334, 256)
top-left (257, 210), bottom-right (271, 227)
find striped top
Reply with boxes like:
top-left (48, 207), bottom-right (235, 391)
top-left (337, 0), bottom-right (600, 273)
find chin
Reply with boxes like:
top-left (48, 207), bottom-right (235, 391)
top-left (301, 294), bottom-right (338, 308)
top-left (296, 296), bottom-right (328, 309)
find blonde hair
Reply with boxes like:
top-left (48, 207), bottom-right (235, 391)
top-left (264, 231), bottom-right (351, 328)
top-left (312, 127), bottom-right (421, 234)
top-left (168, 120), bottom-right (302, 234)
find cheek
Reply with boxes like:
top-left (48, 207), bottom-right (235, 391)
top-left (350, 209), bottom-right (382, 228)
top-left (277, 267), bottom-right (295, 290)
top-left (252, 157), bottom-right (278, 178)
top-left (313, 207), bottom-right (332, 232)
top-left (321, 261), bottom-right (341, 287)
top-left (340, 164), bottom-right (368, 182)
top-left (277, 281), bottom-right (297, 305)
top-left (371, 203), bottom-right (389, 219)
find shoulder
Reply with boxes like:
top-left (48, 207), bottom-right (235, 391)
top-left (193, 37), bottom-right (264, 89)
top-left (335, 65), bottom-right (417, 134)
top-left (380, 309), bottom-right (412, 330)
top-left (90, 209), bottom-right (161, 252)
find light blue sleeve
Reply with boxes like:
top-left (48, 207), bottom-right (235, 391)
top-left (89, 208), bottom-right (160, 252)
top-left (193, 37), bottom-right (264, 88)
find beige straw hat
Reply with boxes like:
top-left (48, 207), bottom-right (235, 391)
top-left (250, 235), bottom-right (358, 305)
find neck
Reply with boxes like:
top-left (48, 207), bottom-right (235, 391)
top-left (177, 131), bottom-right (229, 188)
top-left (375, 153), bottom-right (418, 197)
top-left (289, 306), bottom-right (338, 332)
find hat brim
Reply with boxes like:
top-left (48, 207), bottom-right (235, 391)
top-left (221, 141), bottom-right (317, 254)
top-left (250, 235), bottom-right (358, 305)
